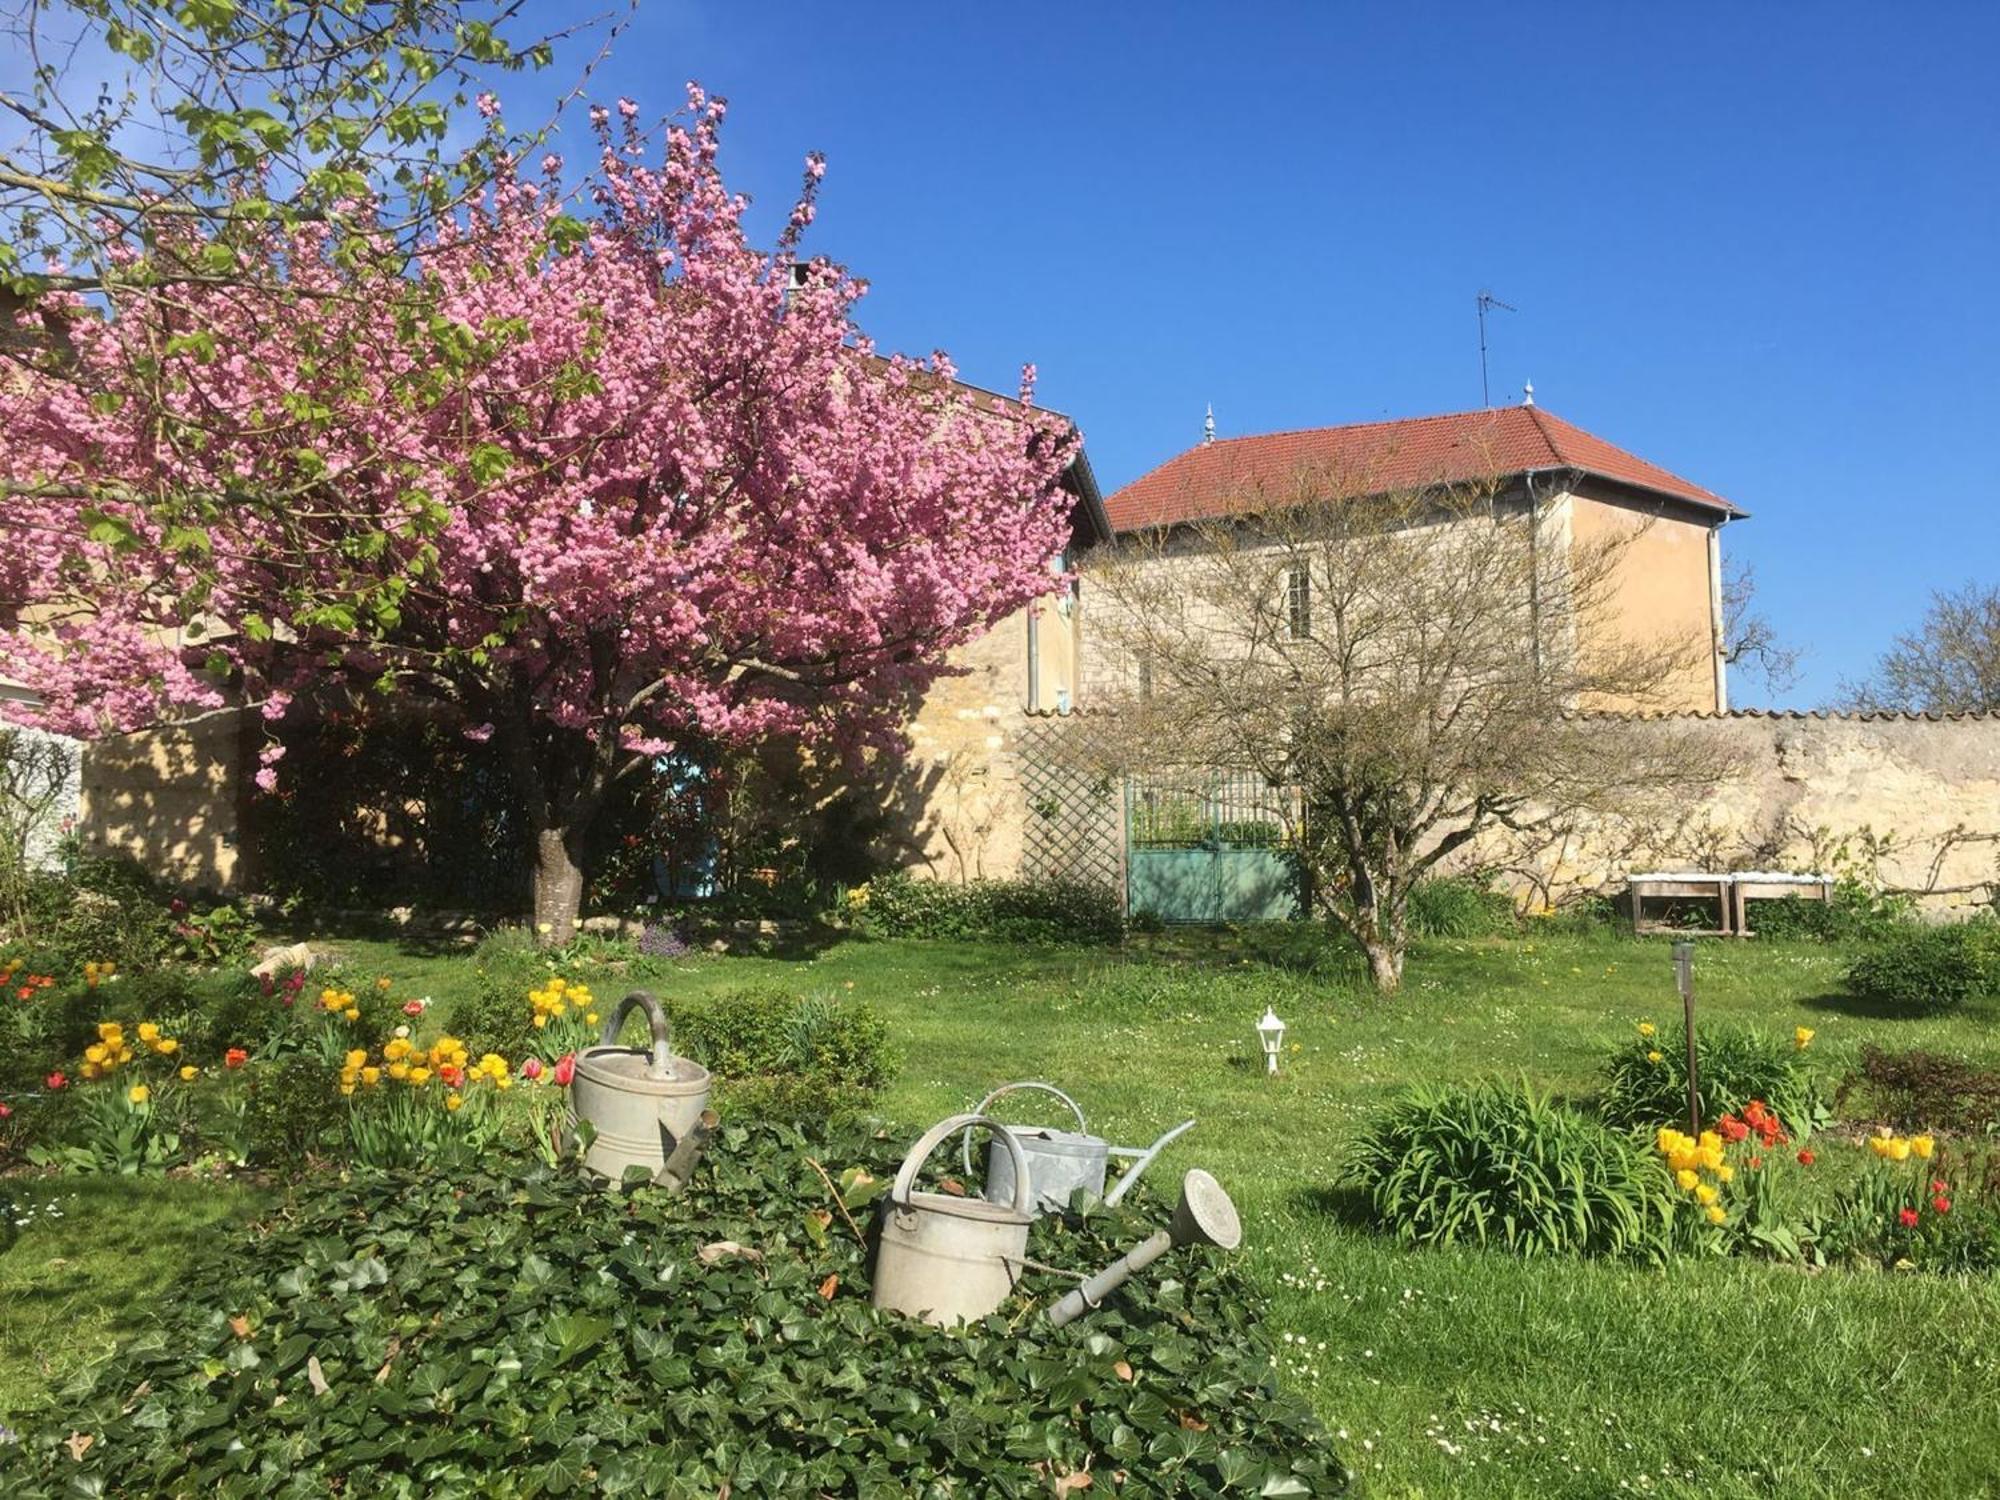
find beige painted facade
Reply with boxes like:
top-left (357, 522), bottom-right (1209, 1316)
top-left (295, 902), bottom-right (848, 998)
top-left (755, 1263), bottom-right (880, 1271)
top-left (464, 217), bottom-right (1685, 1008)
top-left (1567, 481), bottom-right (1728, 713)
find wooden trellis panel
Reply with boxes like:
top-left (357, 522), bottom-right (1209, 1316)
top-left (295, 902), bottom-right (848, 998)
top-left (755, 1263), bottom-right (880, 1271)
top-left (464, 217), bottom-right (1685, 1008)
top-left (1014, 717), bottom-right (1125, 900)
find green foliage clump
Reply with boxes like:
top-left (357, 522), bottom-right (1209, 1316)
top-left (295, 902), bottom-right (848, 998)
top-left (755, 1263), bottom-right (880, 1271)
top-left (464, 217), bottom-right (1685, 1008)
top-left (0, 1123), bottom-right (1347, 1496)
top-left (1405, 877), bottom-right (1516, 938)
top-left (16, 856), bottom-right (177, 974)
top-left (1346, 1081), bottom-right (1669, 1259)
top-left (1747, 880), bottom-right (1914, 943)
top-left (667, 987), bottom-right (896, 1124)
top-left (852, 870), bottom-right (1123, 944)
top-left (1839, 1044), bottom-right (2000, 1134)
top-left (1842, 921), bottom-right (2000, 1012)
top-left (1600, 1023), bottom-right (1825, 1138)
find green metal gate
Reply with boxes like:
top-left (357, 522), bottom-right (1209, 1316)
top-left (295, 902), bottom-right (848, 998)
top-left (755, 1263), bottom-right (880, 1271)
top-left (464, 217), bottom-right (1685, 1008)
top-left (1125, 772), bottom-right (1302, 924)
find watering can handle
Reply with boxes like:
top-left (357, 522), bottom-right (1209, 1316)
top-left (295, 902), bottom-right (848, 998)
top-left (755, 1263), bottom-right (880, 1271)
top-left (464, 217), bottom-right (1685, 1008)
top-left (895, 1113), bottom-right (1035, 1220)
top-left (600, 990), bottom-right (675, 1082)
top-left (961, 1082), bottom-right (1088, 1179)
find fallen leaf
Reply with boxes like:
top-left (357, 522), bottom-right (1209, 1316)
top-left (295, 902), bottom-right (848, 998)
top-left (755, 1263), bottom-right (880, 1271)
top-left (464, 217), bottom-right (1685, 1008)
top-left (817, 1274), bottom-right (839, 1300)
top-left (1054, 1468), bottom-right (1094, 1494)
top-left (228, 1315), bottom-right (252, 1339)
top-left (939, 1177), bottom-right (967, 1197)
top-left (1177, 1412), bottom-right (1210, 1432)
top-left (65, 1432), bottom-right (93, 1461)
top-left (374, 1335), bottom-right (402, 1384)
top-left (1112, 1360), bottom-right (1134, 1383)
top-left (697, 1240), bottom-right (765, 1266)
top-left (306, 1356), bottom-right (331, 1396)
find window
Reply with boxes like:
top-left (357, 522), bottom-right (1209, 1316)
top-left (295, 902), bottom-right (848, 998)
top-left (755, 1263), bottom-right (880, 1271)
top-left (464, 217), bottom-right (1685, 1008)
top-left (1286, 559), bottom-right (1312, 640)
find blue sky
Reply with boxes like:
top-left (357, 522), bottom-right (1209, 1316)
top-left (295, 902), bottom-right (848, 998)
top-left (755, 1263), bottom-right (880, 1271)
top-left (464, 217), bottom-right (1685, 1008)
top-left (9, 4), bottom-right (1994, 706)
top-left (539, 0), bottom-right (1996, 707)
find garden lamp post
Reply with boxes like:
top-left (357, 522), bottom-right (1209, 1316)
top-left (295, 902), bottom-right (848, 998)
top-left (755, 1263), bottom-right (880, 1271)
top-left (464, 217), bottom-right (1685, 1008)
top-left (1257, 1007), bottom-right (1286, 1076)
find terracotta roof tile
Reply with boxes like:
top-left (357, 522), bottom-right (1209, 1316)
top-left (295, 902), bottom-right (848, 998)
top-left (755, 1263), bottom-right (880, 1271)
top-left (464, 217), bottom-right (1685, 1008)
top-left (1106, 406), bottom-right (1741, 531)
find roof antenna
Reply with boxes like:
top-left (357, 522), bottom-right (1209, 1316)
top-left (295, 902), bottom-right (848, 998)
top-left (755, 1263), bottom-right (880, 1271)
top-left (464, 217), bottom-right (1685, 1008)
top-left (1203, 403), bottom-right (1216, 445)
top-left (1476, 289), bottom-right (1516, 408)
top-left (1522, 379), bottom-right (1535, 407)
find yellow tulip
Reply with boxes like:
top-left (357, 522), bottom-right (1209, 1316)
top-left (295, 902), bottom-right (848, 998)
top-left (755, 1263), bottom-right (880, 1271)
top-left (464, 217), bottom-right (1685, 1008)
top-left (1647, 1051), bottom-right (1663, 1064)
top-left (361, 1066), bottom-right (381, 1086)
top-left (342, 1008), bottom-right (359, 1022)
top-left (1705, 1205), bottom-right (1725, 1225)
top-left (1715, 1164), bottom-right (1734, 1183)
top-left (179, 1065), bottom-right (198, 1081)
top-left (1675, 1169), bottom-right (1699, 1191)
top-left (389, 1062), bottom-right (410, 1081)
top-left (1887, 1140), bottom-right (1912, 1162)
top-left (1637, 1022), bottom-right (1656, 1038)
top-left (1695, 1184), bottom-right (1719, 1206)
top-left (585, 1012), bottom-right (599, 1026)
top-left (128, 1083), bottom-right (150, 1104)
top-left (1794, 1026), bottom-right (1815, 1050)
top-left (445, 1093), bottom-right (464, 1112)
top-left (137, 1021), bottom-right (160, 1043)
top-left (85, 1043), bottom-right (108, 1065)
top-left (1912, 1136), bottom-right (1934, 1160)
top-left (345, 1049), bottom-right (369, 1070)
top-left (156, 1038), bottom-right (178, 1055)
top-left (408, 1067), bottom-right (431, 1087)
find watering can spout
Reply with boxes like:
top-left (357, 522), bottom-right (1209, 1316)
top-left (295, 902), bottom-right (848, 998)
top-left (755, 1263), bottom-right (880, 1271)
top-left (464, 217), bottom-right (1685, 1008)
top-left (1103, 1118), bottom-right (1197, 1208)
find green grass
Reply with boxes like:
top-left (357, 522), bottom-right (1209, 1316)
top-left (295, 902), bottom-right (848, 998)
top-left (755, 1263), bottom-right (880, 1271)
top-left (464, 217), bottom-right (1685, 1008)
top-left (5, 923), bottom-right (1999, 1494)
top-left (0, 1176), bottom-right (273, 1417)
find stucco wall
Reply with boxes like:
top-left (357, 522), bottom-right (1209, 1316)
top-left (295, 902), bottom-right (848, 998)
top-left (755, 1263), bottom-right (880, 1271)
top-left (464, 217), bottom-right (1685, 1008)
top-left (1568, 483), bottom-right (1725, 713)
top-left (77, 708), bottom-right (248, 891)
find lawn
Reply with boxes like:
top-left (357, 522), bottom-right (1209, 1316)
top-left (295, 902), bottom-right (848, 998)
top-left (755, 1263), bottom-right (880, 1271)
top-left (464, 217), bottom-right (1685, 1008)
top-left (4, 923), bottom-right (1997, 1495)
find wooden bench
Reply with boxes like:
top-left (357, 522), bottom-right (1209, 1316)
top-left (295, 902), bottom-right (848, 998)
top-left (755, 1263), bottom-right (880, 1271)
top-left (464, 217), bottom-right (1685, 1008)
top-left (1627, 871), bottom-right (1834, 937)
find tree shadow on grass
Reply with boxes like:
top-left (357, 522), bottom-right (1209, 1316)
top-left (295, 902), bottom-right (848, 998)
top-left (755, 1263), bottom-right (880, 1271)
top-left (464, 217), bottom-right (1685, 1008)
top-left (1797, 990), bottom-right (1989, 1023)
top-left (1290, 1182), bottom-right (1376, 1232)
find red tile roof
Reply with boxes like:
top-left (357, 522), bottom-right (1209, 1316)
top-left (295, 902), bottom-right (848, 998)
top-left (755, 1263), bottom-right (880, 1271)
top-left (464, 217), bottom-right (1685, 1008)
top-left (1105, 406), bottom-right (1742, 532)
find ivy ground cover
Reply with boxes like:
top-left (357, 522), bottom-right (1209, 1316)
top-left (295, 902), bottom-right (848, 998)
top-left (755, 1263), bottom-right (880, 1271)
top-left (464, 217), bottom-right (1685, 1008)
top-left (6, 926), bottom-right (2000, 1495)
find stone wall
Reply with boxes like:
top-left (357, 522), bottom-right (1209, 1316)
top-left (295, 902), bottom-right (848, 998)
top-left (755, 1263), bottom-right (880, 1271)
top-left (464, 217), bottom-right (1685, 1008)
top-left (76, 708), bottom-right (249, 891)
top-left (1503, 710), bottom-right (2000, 914)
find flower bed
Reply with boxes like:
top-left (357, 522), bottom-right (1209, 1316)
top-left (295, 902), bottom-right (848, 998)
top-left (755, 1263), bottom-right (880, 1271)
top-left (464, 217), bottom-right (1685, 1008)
top-left (0, 1122), bottom-right (1349, 1496)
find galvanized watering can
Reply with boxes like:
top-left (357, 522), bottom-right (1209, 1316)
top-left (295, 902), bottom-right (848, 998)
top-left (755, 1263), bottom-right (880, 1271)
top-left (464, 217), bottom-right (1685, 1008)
top-left (1046, 1168), bottom-right (1242, 1328)
top-left (964, 1081), bottom-right (1196, 1215)
top-left (567, 990), bottom-right (714, 1190)
top-left (873, 1113), bottom-right (1037, 1326)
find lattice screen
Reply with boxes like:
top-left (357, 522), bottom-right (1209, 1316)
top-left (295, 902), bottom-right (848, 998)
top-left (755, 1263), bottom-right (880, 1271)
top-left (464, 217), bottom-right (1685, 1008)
top-left (1013, 716), bottom-right (1125, 899)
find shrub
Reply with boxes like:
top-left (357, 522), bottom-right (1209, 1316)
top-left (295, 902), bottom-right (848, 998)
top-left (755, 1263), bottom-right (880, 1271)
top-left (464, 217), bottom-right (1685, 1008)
top-left (1843, 922), bottom-right (1999, 1012)
top-left (239, 1053), bottom-right (338, 1166)
top-left (18, 856), bottom-right (177, 973)
top-left (852, 871), bottom-right (1123, 944)
top-left (1749, 879), bottom-right (1915, 943)
top-left (0, 1123), bottom-right (1349, 1495)
top-left (1838, 1045), bottom-right (2000, 1134)
top-left (1600, 1021), bottom-right (1826, 1139)
top-left (1405, 877), bottom-right (1515, 938)
top-left (666, 987), bottom-right (896, 1124)
top-left (1345, 1080), bottom-right (1670, 1259)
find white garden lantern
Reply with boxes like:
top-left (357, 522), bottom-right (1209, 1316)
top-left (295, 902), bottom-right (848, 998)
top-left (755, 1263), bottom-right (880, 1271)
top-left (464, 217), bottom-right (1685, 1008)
top-left (1257, 1007), bottom-right (1286, 1075)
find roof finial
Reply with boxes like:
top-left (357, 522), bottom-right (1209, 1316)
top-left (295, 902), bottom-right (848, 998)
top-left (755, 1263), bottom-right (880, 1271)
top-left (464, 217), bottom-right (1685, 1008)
top-left (1202, 403), bottom-right (1216, 445)
top-left (1522, 379), bottom-right (1535, 408)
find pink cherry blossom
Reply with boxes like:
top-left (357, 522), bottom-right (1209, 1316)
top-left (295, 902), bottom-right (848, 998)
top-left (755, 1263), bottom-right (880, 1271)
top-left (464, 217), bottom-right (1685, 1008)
top-left (0, 85), bottom-right (1076, 939)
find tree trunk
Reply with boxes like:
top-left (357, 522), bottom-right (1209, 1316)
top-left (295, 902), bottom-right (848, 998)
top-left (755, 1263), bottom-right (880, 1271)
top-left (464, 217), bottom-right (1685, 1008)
top-left (531, 825), bottom-right (587, 945)
top-left (1362, 938), bottom-right (1404, 994)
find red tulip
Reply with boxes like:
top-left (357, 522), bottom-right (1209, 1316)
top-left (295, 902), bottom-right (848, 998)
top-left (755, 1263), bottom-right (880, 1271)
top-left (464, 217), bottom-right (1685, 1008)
top-left (521, 1057), bottom-right (544, 1081)
top-left (0, 1103), bottom-right (12, 1119)
top-left (1796, 1150), bottom-right (1814, 1166)
top-left (225, 1047), bottom-right (249, 1069)
top-left (44, 1070), bottom-right (67, 1091)
top-left (553, 1053), bottom-right (576, 1088)
top-left (1933, 1196), bottom-right (1951, 1215)
top-left (1898, 1207), bottom-right (1919, 1228)
top-left (1931, 1179), bottom-right (1949, 1195)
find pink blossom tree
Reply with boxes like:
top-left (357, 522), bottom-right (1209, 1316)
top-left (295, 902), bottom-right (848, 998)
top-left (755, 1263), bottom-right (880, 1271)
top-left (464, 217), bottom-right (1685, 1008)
top-left (0, 88), bottom-right (1078, 939)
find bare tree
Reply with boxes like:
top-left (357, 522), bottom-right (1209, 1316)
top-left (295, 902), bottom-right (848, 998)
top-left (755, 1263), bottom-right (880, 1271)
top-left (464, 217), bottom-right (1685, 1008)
top-left (0, 725), bottom-right (76, 931)
top-left (1842, 581), bottom-right (2000, 715)
top-left (1088, 470), bottom-right (1729, 993)
top-left (1721, 558), bottom-right (1800, 699)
